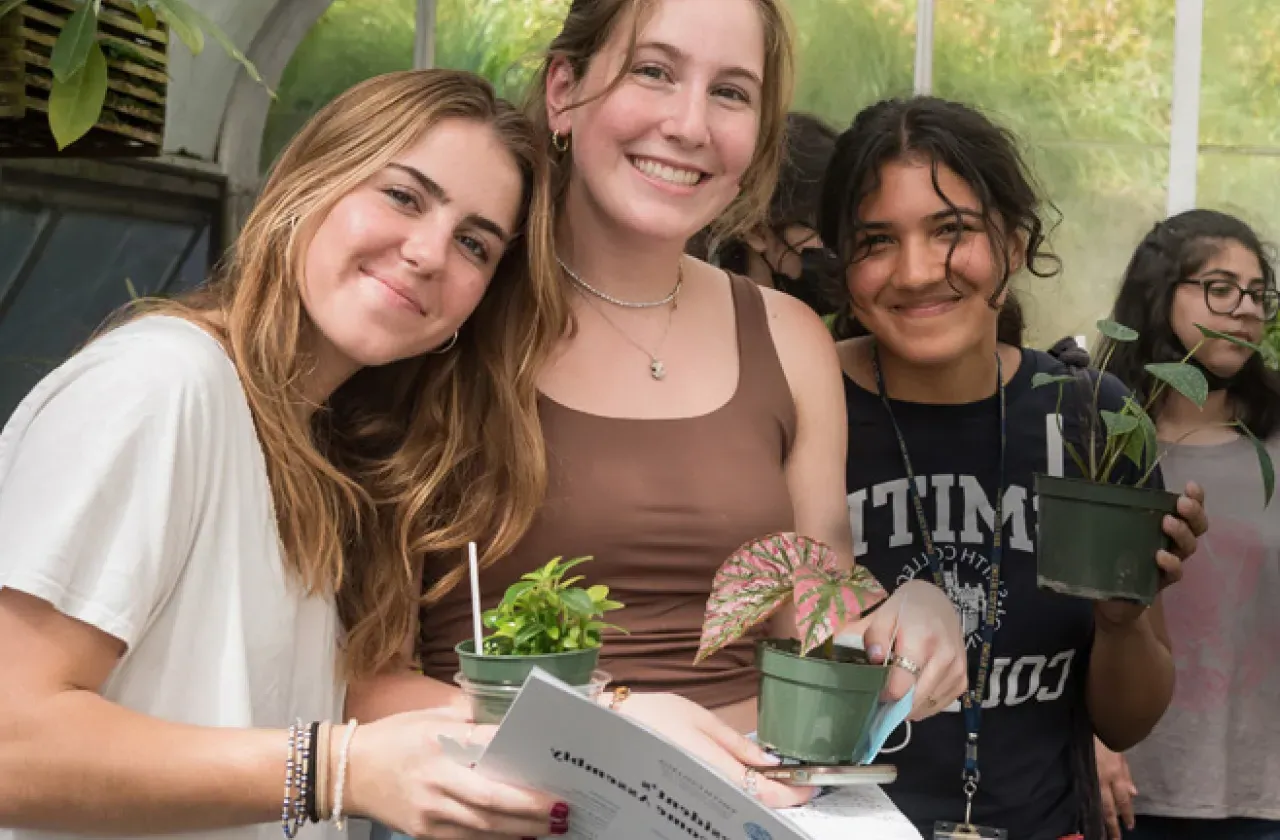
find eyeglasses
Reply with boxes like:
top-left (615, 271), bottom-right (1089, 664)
top-left (1176, 277), bottom-right (1279, 321)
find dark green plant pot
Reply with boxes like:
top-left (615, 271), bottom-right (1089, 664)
top-left (1035, 474), bottom-right (1178, 605)
top-left (455, 641), bottom-right (601, 724)
top-left (755, 638), bottom-right (889, 764)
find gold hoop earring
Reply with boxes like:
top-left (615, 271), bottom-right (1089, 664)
top-left (430, 331), bottom-right (458, 354)
top-left (551, 130), bottom-right (570, 153)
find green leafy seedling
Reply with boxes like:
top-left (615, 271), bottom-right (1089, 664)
top-left (480, 555), bottom-right (626, 656)
top-left (1033, 319), bottom-right (1273, 506)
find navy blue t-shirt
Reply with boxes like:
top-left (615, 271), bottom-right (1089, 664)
top-left (845, 347), bottom-right (1158, 840)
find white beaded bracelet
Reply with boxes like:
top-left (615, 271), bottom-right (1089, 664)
top-left (331, 719), bottom-right (359, 831)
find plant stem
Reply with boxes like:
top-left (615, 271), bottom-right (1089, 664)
top-left (1054, 383), bottom-right (1091, 477)
top-left (1085, 345), bottom-right (1122, 480)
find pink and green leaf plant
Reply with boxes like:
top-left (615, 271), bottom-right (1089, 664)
top-left (695, 532), bottom-right (887, 664)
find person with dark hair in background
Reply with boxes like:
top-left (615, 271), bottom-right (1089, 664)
top-left (691, 111), bottom-right (845, 317)
top-left (1090, 209), bottom-right (1280, 840)
top-left (821, 95), bottom-right (1209, 840)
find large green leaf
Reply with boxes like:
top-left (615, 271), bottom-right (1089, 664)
top-left (1101, 409), bottom-right (1140, 438)
top-left (1119, 396), bottom-right (1157, 471)
top-left (1238, 422), bottom-right (1275, 506)
top-left (0, 0), bottom-right (26, 21)
top-left (151, 0), bottom-right (203, 54)
top-left (160, 0), bottom-right (270, 91)
top-left (49, 1), bottom-right (98, 82)
top-left (132, 1), bottom-right (158, 32)
top-left (1097, 319), bottom-right (1139, 342)
top-left (1032, 372), bottom-right (1074, 389)
top-left (1196, 324), bottom-right (1263, 352)
top-left (1145, 362), bottom-right (1208, 407)
top-left (559, 587), bottom-right (594, 619)
top-left (48, 40), bottom-right (108, 150)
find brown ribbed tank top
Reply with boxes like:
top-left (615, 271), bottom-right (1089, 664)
top-left (418, 273), bottom-right (797, 708)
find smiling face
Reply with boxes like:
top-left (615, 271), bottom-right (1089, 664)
top-left (844, 157), bottom-right (1016, 365)
top-left (546, 0), bottom-right (766, 245)
top-left (1170, 238), bottom-right (1272, 378)
top-left (299, 117), bottom-right (523, 380)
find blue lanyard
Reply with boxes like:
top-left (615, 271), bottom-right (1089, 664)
top-left (871, 345), bottom-right (1007, 809)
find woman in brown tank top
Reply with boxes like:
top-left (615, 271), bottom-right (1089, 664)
top-left (348, 0), bottom-right (967, 808)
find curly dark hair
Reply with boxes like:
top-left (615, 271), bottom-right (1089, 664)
top-left (1098, 209), bottom-right (1280, 438)
top-left (818, 96), bottom-right (1060, 344)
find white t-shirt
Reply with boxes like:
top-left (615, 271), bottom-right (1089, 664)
top-left (0, 316), bottom-right (343, 840)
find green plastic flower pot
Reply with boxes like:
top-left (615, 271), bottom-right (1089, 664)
top-left (454, 641), bottom-right (601, 724)
top-left (755, 638), bottom-right (889, 764)
top-left (1035, 473), bottom-right (1179, 605)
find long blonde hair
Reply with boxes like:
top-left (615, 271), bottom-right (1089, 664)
top-left (131, 70), bottom-right (568, 677)
top-left (524, 0), bottom-right (796, 243)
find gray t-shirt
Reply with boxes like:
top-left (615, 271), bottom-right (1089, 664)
top-left (1125, 432), bottom-right (1280, 820)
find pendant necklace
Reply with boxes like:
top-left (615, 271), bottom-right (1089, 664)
top-left (558, 257), bottom-right (682, 381)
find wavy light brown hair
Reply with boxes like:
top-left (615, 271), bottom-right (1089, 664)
top-left (128, 69), bottom-right (568, 677)
top-left (524, 0), bottom-right (796, 243)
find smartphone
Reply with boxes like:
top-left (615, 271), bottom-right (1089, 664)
top-left (750, 763), bottom-right (897, 787)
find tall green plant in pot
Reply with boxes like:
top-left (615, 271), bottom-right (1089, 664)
top-left (455, 555), bottom-right (623, 724)
top-left (696, 532), bottom-right (888, 764)
top-left (1034, 319), bottom-right (1275, 604)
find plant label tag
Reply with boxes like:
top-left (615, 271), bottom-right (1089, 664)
top-left (933, 821), bottom-right (1007, 840)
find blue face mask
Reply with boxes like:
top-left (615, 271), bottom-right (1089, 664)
top-left (852, 687), bottom-right (915, 764)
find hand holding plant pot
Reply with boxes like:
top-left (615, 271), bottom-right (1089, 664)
top-left (454, 555), bottom-right (623, 723)
top-left (696, 532), bottom-right (892, 764)
top-left (1034, 320), bottom-right (1269, 605)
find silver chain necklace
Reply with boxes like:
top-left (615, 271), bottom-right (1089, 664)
top-left (557, 256), bottom-right (683, 309)
top-left (558, 257), bottom-right (682, 381)
top-left (576, 288), bottom-right (675, 380)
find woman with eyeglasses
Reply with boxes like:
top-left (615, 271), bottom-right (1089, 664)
top-left (1092, 209), bottom-right (1280, 840)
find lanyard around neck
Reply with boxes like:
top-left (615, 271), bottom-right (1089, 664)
top-left (869, 344), bottom-right (1008, 797)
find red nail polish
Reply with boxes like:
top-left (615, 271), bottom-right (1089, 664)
top-left (551, 822), bottom-right (569, 836)
top-left (551, 802), bottom-right (570, 820)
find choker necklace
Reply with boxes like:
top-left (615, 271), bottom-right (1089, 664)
top-left (557, 256), bottom-right (684, 309)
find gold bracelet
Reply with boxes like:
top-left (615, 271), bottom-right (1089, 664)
top-left (608, 686), bottom-right (631, 711)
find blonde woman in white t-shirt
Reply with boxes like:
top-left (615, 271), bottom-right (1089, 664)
top-left (0, 70), bottom-right (572, 840)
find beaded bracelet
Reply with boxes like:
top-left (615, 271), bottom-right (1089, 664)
top-left (331, 719), bottom-right (359, 832)
top-left (280, 721), bottom-right (321, 839)
top-left (280, 722), bottom-right (300, 839)
top-left (290, 720), bottom-right (311, 837)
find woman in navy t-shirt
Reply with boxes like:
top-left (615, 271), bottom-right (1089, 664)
top-left (819, 97), bottom-right (1208, 840)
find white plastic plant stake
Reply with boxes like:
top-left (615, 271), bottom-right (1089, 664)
top-left (468, 541), bottom-right (483, 656)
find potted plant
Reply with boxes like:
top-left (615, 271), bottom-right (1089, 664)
top-left (0, 0), bottom-right (266, 154)
top-left (1034, 320), bottom-right (1275, 604)
top-left (696, 532), bottom-right (888, 764)
top-left (454, 555), bottom-right (623, 724)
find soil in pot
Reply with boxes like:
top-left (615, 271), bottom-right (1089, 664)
top-left (1035, 474), bottom-right (1179, 605)
top-left (755, 638), bottom-right (889, 764)
top-left (454, 641), bottom-right (602, 724)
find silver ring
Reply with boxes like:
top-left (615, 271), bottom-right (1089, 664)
top-left (742, 767), bottom-right (760, 798)
top-left (888, 653), bottom-right (922, 677)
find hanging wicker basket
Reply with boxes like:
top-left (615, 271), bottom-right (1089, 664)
top-left (0, 0), bottom-right (168, 156)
